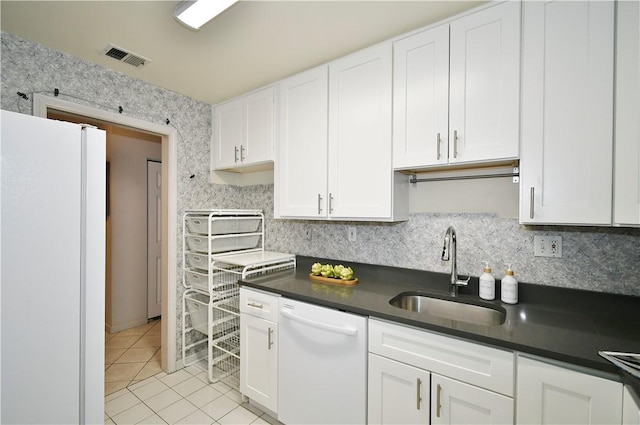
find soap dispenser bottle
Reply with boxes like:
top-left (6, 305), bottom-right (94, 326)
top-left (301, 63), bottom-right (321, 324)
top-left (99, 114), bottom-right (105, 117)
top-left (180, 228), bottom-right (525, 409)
top-left (479, 261), bottom-right (495, 300)
top-left (501, 264), bottom-right (518, 304)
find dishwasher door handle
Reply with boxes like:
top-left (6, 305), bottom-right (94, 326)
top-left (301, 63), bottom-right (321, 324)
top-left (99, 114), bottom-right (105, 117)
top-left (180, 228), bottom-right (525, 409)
top-left (280, 308), bottom-right (358, 336)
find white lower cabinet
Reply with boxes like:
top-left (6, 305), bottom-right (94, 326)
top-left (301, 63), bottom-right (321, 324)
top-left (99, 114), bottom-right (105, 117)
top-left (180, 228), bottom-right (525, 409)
top-left (368, 353), bottom-right (430, 424)
top-left (368, 319), bottom-right (514, 425)
top-left (516, 356), bottom-right (623, 425)
top-left (623, 386), bottom-right (640, 425)
top-left (239, 288), bottom-right (279, 413)
top-left (431, 374), bottom-right (513, 425)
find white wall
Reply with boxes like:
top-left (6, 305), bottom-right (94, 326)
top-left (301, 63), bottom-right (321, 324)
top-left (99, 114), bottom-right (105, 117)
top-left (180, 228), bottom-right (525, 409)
top-left (109, 127), bottom-right (161, 332)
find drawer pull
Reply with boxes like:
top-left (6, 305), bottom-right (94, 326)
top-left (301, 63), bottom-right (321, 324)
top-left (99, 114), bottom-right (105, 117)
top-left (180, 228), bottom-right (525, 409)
top-left (416, 378), bottom-right (422, 410)
top-left (436, 383), bottom-right (442, 417)
top-left (247, 302), bottom-right (264, 309)
top-left (453, 130), bottom-right (458, 158)
top-left (529, 187), bottom-right (535, 219)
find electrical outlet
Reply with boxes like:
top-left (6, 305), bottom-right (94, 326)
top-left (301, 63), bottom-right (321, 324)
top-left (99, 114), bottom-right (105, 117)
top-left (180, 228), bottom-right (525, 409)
top-left (534, 235), bottom-right (563, 258)
top-left (348, 226), bottom-right (357, 242)
top-left (304, 228), bottom-right (312, 242)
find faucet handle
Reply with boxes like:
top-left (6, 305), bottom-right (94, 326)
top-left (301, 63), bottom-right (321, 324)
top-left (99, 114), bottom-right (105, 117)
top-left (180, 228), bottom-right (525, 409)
top-left (456, 275), bottom-right (471, 287)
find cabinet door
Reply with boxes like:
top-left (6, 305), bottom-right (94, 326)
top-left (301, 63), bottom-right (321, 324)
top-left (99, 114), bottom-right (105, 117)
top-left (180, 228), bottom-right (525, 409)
top-left (276, 66), bottom-right (329, 218)
top-left (449, 1), bottom-right (520, 164)
top-left (614, 0), bottom-right (640, 227)
top-left (393, 24), bottom-right (450, 169)
top-left (243, 86), bottom-right (274, 165)
top-left (368, 353), bottom-right (430, 425)
top-left (240, 313), bottom-right (278, 413)
top-left (520, 0), bottom-right (614, 225)
top-left (328, 42), bottom-right (393, 219)
top-left (623, 386), bottom-right (640, 425)
top-left (516, 357), bottom-right (622, 425)
top-left (213, 99), bottom-right (243, 169)
top-left (432, 374), bottom-right (513, 425)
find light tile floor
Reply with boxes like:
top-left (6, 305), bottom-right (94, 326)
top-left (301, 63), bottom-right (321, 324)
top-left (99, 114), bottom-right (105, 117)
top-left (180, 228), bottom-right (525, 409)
top-left (105, 320), bottom-right (277, 425)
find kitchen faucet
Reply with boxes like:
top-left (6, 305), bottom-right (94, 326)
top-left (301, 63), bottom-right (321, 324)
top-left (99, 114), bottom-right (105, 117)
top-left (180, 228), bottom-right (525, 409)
top-left (441, 226), bottom-right (470, 297)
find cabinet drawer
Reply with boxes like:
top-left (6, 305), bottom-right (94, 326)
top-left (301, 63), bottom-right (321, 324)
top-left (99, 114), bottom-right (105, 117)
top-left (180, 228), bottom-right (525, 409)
top-left (240, 288), bottom-right (279, 322)
top-left (369, 318), bottom-right (514, 396)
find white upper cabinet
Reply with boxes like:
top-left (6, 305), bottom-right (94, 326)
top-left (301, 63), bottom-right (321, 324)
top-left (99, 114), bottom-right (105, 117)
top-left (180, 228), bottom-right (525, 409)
top-left (276, 43), bottom-right (408, 222)
top-left (614, 0), bottom-right (640, 227)
top-left (393, 1), bottom-right (520, 170)
top-left (393, 24), bottom-right (450, 169)
top-left (519, 0), bottom-right (614, 225)
top-left (212, 86), bottom-right (275, 171)
top-left (275, 66), bottom-right (329, 218)
top-left (328, 42), bottom-right (406, 220)
top-left (448, 1), bottom-right (520, 165)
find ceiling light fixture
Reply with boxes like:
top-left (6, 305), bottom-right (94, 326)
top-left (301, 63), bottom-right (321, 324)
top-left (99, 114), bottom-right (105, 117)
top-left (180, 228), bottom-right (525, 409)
top-left (174, 0), bottom-right (238, 31)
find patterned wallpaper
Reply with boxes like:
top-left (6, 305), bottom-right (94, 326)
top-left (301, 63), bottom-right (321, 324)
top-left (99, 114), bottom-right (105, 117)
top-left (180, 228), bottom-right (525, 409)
top-left (2, 31), bottom-right (638, 311)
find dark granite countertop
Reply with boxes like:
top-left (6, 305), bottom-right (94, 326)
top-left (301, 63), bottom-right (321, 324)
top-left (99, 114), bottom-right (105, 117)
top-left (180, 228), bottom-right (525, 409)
top-left (240, 256), bottom-right (640, 394)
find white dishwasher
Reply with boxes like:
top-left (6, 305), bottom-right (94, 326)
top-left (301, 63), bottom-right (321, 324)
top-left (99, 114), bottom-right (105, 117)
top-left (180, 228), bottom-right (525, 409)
top-left (278, 297), bottom-right (367, 424)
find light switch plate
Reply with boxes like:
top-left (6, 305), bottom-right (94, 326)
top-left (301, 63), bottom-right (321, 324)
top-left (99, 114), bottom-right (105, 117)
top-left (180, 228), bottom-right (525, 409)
top-left (534, 235), bottom-right (562, 258)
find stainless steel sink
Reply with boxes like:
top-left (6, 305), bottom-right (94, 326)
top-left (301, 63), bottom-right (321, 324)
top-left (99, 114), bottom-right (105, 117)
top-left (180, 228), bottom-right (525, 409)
top-left (389, 292), bottom-right (506, 326)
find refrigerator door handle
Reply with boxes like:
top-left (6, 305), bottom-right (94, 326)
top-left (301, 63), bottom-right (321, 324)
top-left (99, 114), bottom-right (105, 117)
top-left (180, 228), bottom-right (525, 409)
top-left (280, 308), bottom-right (358, 336)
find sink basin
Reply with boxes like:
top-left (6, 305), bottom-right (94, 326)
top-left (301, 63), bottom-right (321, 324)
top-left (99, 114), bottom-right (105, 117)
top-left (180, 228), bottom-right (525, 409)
top-left (389, 292), bottom-right (506, 326)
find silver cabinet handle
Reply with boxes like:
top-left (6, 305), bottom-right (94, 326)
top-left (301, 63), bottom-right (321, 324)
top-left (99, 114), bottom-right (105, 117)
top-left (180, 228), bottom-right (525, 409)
top-left (436, 132), bottom-right (441, 160)
top-left (329, 193), bottom-right (334, 214)
top-left (240, 145), bottom-right (245, 161)
top-left (453, 130), bottom-right (458, 159)
top-left (234, 146), bottom-right (239, 162)
top-left (268, 327), bottom-right (274, 350)
top-left (436, 383), bottom-right (442, 417)
top-left (529, 187), bottom-right (535, 219)
top-left (247, 302), bottom-right (263, 309)
top-left (317, 194), bottom-right (323, 215)
top-left (416, 378), bottom-right (422, 410)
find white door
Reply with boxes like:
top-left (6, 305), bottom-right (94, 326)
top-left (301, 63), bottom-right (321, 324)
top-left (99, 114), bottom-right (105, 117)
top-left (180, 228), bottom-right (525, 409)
top-left (328, 42), bottom-right (393, 219)
top-left (614, 0), bottom-right (640, 227)
top-left (519, 0), bottom-right (614, 225)
top-left (448, 1), bottom-right (520, 164)
top-left (276, 65), bottom-right (329, 218)
top-left (368, 353), bottom-right (430, 425)
top-left (240, 313), bottom-right (278, 413)
top-left (623, 386), bottom-right (640, 425)
top-left (213, 99), bottom-right (242, 169)
top-left (516, 356), bottom-right (622, 425)
top-left (147, 160), bottom-right (162, 319)
top-left (393, 23), bottom-right (450, 169)
top-left (432, 374), bottom-right (513, 425)
top-left (243, 86), bottom-right (274, 165)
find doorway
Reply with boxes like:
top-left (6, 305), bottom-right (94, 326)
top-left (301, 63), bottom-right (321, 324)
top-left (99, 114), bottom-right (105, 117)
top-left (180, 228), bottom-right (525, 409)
top-left (35, 94), bottom-right (178, 373)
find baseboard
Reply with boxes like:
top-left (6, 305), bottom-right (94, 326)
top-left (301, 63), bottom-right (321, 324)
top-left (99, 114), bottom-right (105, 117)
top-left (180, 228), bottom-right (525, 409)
top-left (108, 318), bottom-right (148, 334)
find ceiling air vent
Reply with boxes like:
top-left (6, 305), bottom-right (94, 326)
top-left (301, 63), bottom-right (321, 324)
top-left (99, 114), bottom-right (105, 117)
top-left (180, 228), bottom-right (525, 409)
top-left (103, 44), bottom-right (150, 68)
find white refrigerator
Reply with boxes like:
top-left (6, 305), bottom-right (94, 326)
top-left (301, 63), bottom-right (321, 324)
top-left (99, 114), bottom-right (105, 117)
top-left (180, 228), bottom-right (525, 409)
top-left (0, 109), bottom-right (106, 424)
